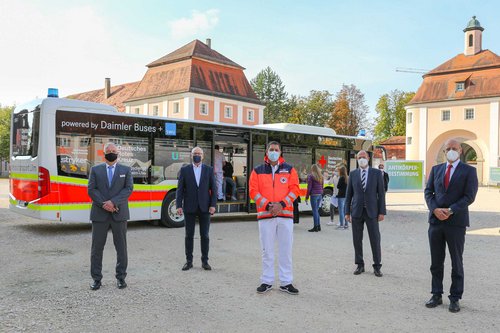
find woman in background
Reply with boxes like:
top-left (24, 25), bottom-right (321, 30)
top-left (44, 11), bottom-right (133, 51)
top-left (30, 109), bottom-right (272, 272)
top-left (336, 166), bottom-right (348, 229)
top-left (306, 164), bottom-right (324, 232)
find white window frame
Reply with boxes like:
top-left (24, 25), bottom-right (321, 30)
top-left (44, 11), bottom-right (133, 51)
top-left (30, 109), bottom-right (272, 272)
top-left (199, 102), bottom-right (209, 116)
top-left (456, 82), bottom-right (465, 92)
top-left (224, 106), bottom-right (233, 119)
top-left (247, 109), bottom-right (255, 122)
top-left (173, 102), bottom-right (180, 114)
top-left (152, 105), bottom-right (159, 116)
top-left (407, 112), bottom-right (413, 124)
top-left (407, 137), bottom-right (412, 145)
top-left (464, 108), bottom-right (474, 120)
top-left (441, 110), bottom-right (451, 121)
top-left (134, 107), bottom-right (140, 115)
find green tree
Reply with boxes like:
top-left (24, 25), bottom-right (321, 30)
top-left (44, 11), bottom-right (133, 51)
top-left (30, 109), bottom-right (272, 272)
top-left (328, 84), bottom-right (368, 136)
top-left (250, 67), bottom-right (288, 123)
top-left (373, 90), bottom-right (415, 143)
top-left (0, 105), bottom-right (13, 160)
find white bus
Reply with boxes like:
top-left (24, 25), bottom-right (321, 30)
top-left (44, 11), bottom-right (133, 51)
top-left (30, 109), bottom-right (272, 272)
top-left (10, 93), bottom-right (375, 227)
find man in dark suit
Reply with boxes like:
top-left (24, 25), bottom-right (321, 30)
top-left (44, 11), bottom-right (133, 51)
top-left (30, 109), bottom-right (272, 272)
top-left (378, 164), bottom-right (390, 192)
top-left (424, 139), bottom-right (478, 313)
top-left (88, 142), bottom-right (133, 290)
top-left (176, 147), bottom-right (217, 271)
top-left (345, 150), bottom-right (386, 277)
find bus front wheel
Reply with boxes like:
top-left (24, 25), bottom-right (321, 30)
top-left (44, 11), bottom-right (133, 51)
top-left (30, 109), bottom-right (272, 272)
top-left (319, 188), bottom-right (333, 216)
top-left (160, 192), bottom-right (185, 228)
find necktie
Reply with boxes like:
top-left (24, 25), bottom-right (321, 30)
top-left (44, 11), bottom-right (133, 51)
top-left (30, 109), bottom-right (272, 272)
top-left (361, 169), bottom-right (366, 191)
top-left (444, 164), bottom-right (452, 190)
top-left (108, 166), bottom-right (113, 187)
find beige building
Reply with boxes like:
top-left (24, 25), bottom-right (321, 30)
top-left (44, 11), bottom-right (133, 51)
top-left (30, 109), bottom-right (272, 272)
top-left (406, 17), bottom-right (500, 185)
top-left (69, 39), bottom-right (264, 126)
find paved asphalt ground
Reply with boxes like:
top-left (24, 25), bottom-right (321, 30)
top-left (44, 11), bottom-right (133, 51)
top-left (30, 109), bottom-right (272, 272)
top-left (0, 179), bottom-right (499, 332)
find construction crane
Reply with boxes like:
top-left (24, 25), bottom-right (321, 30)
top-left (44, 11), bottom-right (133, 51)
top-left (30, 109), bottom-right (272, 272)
top-left (395, 67), bottom-right (429, 74)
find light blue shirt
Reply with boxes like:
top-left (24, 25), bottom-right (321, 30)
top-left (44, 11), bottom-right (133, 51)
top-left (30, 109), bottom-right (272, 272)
top-left (107, 164), bottom-right (116, 185)
top-left (193, 163), bottom-right (202, 186)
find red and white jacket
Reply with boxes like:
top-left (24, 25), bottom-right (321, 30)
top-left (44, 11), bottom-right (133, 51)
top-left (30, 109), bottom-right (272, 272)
top-left (249, 156), bottom-right (300, 220)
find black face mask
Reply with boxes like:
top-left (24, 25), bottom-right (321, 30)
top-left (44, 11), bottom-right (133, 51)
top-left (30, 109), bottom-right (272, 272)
top-left (105, 153), bottom-right (118, 162)
top-left (193, 155), bottom-right (202, 164)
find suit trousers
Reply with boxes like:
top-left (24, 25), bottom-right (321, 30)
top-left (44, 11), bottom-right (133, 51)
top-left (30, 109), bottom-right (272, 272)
top-left (258, 217), bottom-right (294, 286)
top-left (351, 208), bottom-right (381, 269)
top-left (184, 210), bottom-right (210, 263)
top-left (91, 220), bottom-right (128, 281)
top-left (428, 223), bottom-right (466, 301)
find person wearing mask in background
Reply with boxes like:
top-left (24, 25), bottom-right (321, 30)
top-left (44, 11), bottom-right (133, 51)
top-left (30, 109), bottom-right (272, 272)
top-left (335, 166), bottom-right (348, 230)
top-left (305, 164), bottom-right (324, 232)
top-left (249, 141), bottom-right (300, 295)
top-left (379, 164), bottom-right (390, 192)
top-left (345, 150), bottom-right (386, 277)
top-left (424, 139), bottom-right (478, 313)
top-left (88, 142), bottom-right (133, 290)
top-left (326, 170), bottom-right (339, 226)
top-left (222, 160), bottom-right (237, 201)
top-left (176, 147), bottom-right (217, 271)
top-left (214, 145), bottom-right (225, 201)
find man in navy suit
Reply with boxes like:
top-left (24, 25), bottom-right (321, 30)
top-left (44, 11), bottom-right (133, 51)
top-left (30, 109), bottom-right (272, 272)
top-left (345, 150), bottom-right (386, 277)
top-left (176, 147), bottom-right (217, 271)
top-left (424, 139), bottom-right (478, 313)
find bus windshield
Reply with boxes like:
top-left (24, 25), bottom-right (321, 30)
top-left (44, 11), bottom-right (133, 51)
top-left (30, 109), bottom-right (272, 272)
top-left (11, 106), bottom-right (40, 158)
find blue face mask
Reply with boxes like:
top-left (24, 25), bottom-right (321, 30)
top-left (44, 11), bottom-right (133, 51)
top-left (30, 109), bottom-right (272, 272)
top-left (193, 155), bottom-right (202, 164)
top-left (267, 151), bottom-right (280, 162)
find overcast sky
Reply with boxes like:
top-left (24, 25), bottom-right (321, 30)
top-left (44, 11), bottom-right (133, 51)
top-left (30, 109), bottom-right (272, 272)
top-left (1, 0), bottom-right (499, 119)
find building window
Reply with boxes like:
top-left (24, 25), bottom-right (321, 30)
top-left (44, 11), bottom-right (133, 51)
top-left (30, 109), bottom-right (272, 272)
top-left (224, 106), bottom-right (233, 119)
top-left (134, 107), bottom-right (140, 115)
top-left (407, 137), bottom-right (412, 145)
top-left (468, 34), bottom-right (473, 47)
top-left (441, 110), bottom-right (451, 121)
top-left (464, 108), bottom-right (475, 120)
top-left (173, 102), bottom-right (180, 114)
top-left (152, 105), bottom-right (159, 116)
top-left (200, 102), bottom-right (209, 115)
top-left (247, 109), bottom-right (255, 122)
top-left (456, 82), bottom-right (465, 92)
top-left (407, 112), bottom-right (413, 124)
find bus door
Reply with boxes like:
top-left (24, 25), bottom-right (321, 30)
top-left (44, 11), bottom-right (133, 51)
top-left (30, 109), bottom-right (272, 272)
top-left (249, 132), bottom-right (268, 213)
top-left (214, 129), bottom-right (250, 212)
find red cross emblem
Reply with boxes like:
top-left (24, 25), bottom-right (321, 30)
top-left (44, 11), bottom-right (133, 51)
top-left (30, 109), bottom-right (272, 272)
top-left (318, 155), bottom-right (327, 168)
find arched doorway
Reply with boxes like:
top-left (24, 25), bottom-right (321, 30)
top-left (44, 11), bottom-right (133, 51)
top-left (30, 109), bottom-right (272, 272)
top-left (436, 142), bottom-right (477, 165)
top-left (433, 139), bottom-right (484, 184)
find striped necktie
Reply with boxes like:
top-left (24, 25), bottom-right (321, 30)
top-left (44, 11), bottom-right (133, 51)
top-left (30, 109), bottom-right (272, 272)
top-left (361, 169), bottom-right (366, 191)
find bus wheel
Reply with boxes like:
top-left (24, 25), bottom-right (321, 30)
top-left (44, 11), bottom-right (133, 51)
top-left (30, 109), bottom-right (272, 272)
top-left (160, 192), bottom-right (185, 228)
top-left (319, 188), bottom-right (333, 216)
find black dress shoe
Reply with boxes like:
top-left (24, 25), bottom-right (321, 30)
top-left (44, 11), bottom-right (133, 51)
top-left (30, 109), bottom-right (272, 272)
top-left (182, 262), bottom-right (193, 271)
top-left (90, 280), bottom-right (101, 290)
top-left (374, 269), bottom-right (383, 277)
top-left (308, 226), bottom-right (318, 232)
top-left (449, 300), bottom-right (460, 313)
top-left (353, 266), bottom-right (365, 275)
top-left (425, 294), bottom-right (443, 308)
top-left (202, 262), bottom-right (212, 270)
top-left (117, 279), bottom-right (127, 289)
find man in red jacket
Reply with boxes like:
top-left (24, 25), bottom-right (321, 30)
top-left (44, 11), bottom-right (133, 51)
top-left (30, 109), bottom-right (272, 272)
top-left (249, 141), bottom-right (300, 295)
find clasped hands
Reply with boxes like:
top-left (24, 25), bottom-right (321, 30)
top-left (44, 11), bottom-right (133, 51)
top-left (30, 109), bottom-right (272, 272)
top-left (268, 202), bottom-right (283, 217)
top-left (433, 208), bottom-right (452, 221)
top-left (102, 200), bottom-right (118, 213)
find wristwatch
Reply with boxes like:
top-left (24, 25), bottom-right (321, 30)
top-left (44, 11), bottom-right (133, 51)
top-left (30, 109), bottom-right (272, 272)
top-left (448, 208), bottom-right (454, 215)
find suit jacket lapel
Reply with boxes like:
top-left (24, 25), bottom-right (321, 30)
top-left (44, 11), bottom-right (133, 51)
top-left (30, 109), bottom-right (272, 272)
top-left (110, 163), bottom-right (120, 188)
top-left (448, 162), bottom-right (463, 190)
top-left (189, 164), bottom-right (198, 188)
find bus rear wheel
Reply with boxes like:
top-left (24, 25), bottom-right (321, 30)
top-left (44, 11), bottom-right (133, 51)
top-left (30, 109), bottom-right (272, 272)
top-left (319, 188), bottom-right (333, 216)
top-left (160, 192), bottom-right (185, 228)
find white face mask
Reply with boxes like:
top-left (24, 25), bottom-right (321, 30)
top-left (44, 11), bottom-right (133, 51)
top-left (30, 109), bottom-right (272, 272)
top-left (446, 150), bottom-right (460, 162)
top-left (358, 158), bottom-right (368, 168)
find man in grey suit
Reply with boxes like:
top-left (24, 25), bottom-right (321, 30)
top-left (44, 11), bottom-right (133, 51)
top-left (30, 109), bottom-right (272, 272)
top-left (88, 142), bottom-right (133, 290)
top-left (345, 150), bottom-right (386, 277)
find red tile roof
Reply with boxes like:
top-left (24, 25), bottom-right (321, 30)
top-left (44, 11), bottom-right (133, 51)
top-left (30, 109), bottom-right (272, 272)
top-left (67, 81), bottom-right (140, 112)
top-left (379, 136), bottom-right (406, 145)
top-left (408, 50), bottom-right (500, 105)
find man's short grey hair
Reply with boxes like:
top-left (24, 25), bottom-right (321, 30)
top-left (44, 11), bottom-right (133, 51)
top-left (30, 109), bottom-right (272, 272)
top-left (356, 150), bottom-right (368, 158)
top-left (191, 146), bottom-right (204, 155)
top-left (104, 142), bottom-right (117, 153)
top-left (267, 141), bottom-right (281, 150)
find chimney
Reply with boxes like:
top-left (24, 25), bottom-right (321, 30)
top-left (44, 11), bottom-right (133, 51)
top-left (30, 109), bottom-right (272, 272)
top-left (104, 78), bottom-right (111, 99)
top-left (206, 38), bottom-right (211, 49)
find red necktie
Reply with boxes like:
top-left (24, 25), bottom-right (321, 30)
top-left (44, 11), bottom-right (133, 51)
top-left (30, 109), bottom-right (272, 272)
top-left (444, 164), bottom-right (452, 190)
